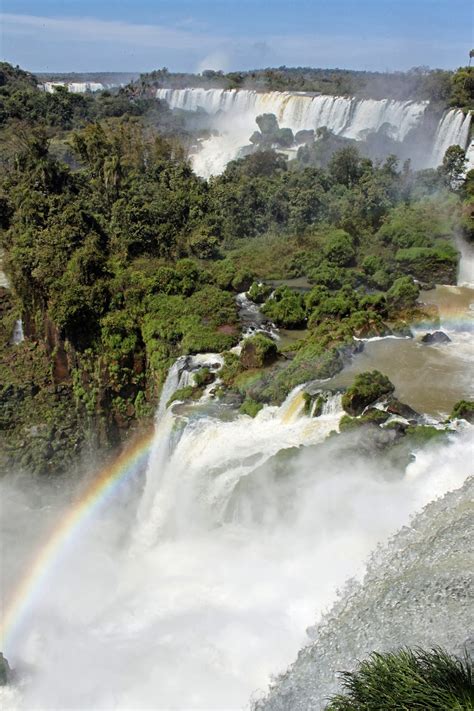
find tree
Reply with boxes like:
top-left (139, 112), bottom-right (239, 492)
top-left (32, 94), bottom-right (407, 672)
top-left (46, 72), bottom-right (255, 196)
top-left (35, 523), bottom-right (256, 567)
top-left (328, 146), bottom-right (364, 187)
top-left (440, 145), bottom-right (466, 189)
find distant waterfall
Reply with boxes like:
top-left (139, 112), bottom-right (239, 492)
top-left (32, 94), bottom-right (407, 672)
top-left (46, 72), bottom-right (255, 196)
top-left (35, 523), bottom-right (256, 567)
top-left (41, 81), bottom-right (107, 93)
top-left (156, 88), bottom-right (428, 143)
top-left (156, 88), bottom-right (472, 176)
top-left (432, 108), bottom-right (472, 167)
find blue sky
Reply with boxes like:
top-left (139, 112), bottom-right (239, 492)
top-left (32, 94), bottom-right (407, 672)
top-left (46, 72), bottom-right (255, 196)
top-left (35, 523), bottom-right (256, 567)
top-left (1, 0), bottom-right (472, 73)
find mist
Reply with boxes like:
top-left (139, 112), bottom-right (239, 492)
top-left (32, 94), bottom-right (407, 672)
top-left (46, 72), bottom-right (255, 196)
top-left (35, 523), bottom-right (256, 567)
top-left (1, 396), bottom-right (471, 709)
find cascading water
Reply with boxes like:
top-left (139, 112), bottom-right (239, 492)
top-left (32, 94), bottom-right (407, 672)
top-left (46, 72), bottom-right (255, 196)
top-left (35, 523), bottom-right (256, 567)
top-left (41, 82), bottom-right (109, 93)
top-left (156, 88), bottom-right (428, 143)
top-left (156, 88), bottom-right (472, 176)
top-left (10, 320), bottom-right (24, 345)
top-left (1, 252), bottom-right (473, 709)
top-left (2, 337), bottom-right (472, 709)
top-left (432, 108), bottom-right (472, 167)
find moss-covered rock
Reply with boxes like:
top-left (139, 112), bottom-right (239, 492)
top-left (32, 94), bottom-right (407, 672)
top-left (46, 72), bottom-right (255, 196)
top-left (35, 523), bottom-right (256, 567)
top-left (166, 385), bottom-right (198, 408)
top-left (404, 424), bottom-right (449, 445)
top-left (246, 281), bottom-right (272, 304)
top-left (385, 396), bottom-right (420, 421)
top-left (339, 408), bottom-right (390, 431)
top-left (193, 367), bottom-right (215, 388)
top-left (240, 334), bottom-right (278, 369)
top-left (342, 371), bottom-right (395, 416)
top-left (395, 244), bottom-right (458, 284)
top-left (239, 397), bottom-right (264, 417)
top-left (449, 399), bottom-right (474, 423)
top-left (0, 652), bottom-right (12, 686)
top-left (261, 287), bottom-right (306, 328)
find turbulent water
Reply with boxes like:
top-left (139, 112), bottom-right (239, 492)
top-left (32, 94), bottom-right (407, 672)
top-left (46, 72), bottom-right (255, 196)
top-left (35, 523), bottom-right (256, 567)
top-left (255, 473), bottom-right (474, 710)
top-left (1, 259), bottom-right (473, 709)
top-left (156, 88), bottom-right (471, 176)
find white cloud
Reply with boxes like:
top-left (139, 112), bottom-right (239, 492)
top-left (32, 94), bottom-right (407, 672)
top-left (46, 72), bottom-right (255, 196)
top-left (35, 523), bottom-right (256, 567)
top-left (0, 12), bottom-right (216, 50)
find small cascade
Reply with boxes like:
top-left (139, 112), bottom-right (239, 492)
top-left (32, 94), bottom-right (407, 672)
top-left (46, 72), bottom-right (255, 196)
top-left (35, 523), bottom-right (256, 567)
top-left (10, 319), bottom-right (24, 345)
top-left (456, 236), bottom-right (474, 287)
top-left (135, 353), bottom-right (225, 528)
top-left (320, 392), bottom-right (343, 416)
top-left (432, 108), bottom-right (472, 167)
top-left (279, 388), bottom-right (307, 424)
top-left (236, 291), bottom-right (278, 339)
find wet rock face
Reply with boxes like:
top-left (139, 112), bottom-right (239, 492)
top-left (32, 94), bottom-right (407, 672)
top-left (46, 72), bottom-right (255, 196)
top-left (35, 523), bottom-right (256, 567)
top-left (421, 330), bottom-right (451, 345)
top-left (384, 396), bottom-right (421, 421)
top-left (0, 652), bottom-right (12, 685)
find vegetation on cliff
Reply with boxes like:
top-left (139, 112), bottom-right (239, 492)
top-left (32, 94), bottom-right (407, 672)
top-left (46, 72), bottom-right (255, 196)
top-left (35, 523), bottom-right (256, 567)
top-left (137, 65), bottom-right (474, 107)
top-left (0, 62), bottom-right (472, 475)
top-left (324, 648), bottom-right (473, 710)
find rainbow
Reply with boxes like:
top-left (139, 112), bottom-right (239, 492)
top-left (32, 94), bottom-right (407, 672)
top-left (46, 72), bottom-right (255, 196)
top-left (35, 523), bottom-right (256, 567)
top-left (0, 428), bottom-right (154, 655)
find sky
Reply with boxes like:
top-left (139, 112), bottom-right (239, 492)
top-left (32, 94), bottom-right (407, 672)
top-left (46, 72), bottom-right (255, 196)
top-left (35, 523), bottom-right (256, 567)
top-left (0, 0), bottom-right (472, 74)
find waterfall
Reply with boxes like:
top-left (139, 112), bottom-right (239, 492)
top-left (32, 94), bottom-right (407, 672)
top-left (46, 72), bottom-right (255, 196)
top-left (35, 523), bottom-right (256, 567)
top-left (432, 108), bottom-right (472, 167)
top-left (134, 380), bottom-right (343, 545)
top-left (156, 88), bottom-right (472, 176)
top-left (156, 88), bottom-right (428, 143)
top-left (11, 319), bottom-right (24, 345)
top-left (1, 353), bottom-right (472, 708)
top-left (320, 392), bottom-right (343, 416)
top-left (136, 353), bottom-right (223, 522)
top-left (41, 81), bottom-right (107, 93)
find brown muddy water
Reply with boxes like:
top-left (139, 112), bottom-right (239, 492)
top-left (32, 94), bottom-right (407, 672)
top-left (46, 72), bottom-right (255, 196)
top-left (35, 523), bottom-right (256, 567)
top-left (329, 285), bottom-right (474, 418)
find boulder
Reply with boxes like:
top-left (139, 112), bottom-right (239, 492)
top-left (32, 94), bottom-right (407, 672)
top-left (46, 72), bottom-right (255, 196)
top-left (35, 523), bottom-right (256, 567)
top-left (342, 371), bottom-right (395, 416)
top-left (421, 330), bottom-right (451, 345)
top-left (240, 334), bottom-right (278, 369)
top-left (0, 653), bottom-right (12, 685)
top-left (295, 129), bottom-right (315, 145)
top-left (385, 396), bottom-right (421, 421)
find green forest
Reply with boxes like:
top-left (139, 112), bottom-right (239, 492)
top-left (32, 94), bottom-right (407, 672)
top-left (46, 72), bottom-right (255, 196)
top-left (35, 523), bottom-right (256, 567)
top-left (0, 61), bottom-right (473, 476)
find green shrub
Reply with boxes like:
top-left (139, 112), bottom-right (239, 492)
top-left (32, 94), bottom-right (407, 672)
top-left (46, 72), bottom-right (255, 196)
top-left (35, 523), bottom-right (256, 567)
top-left (386, 276), bottom-right (420, 312)
top-left (342, 371), bottom-right (395, 416)
top-left (240, 334), bottom-right (278, 369)
top-left (239, 398), bottom-right (264, 417)
top-left (323, 229), bottom-right (355, 266)
top-left (325, 647), bottom-right (473, 710)
top-left (450, 400), bottom-right (474, 423)
top-left (307, 261), bottom-right (346, 290)
top-left (247, 281), bottom-right (272, 304)
top-left (262, 288), bottom-right (306, 328)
